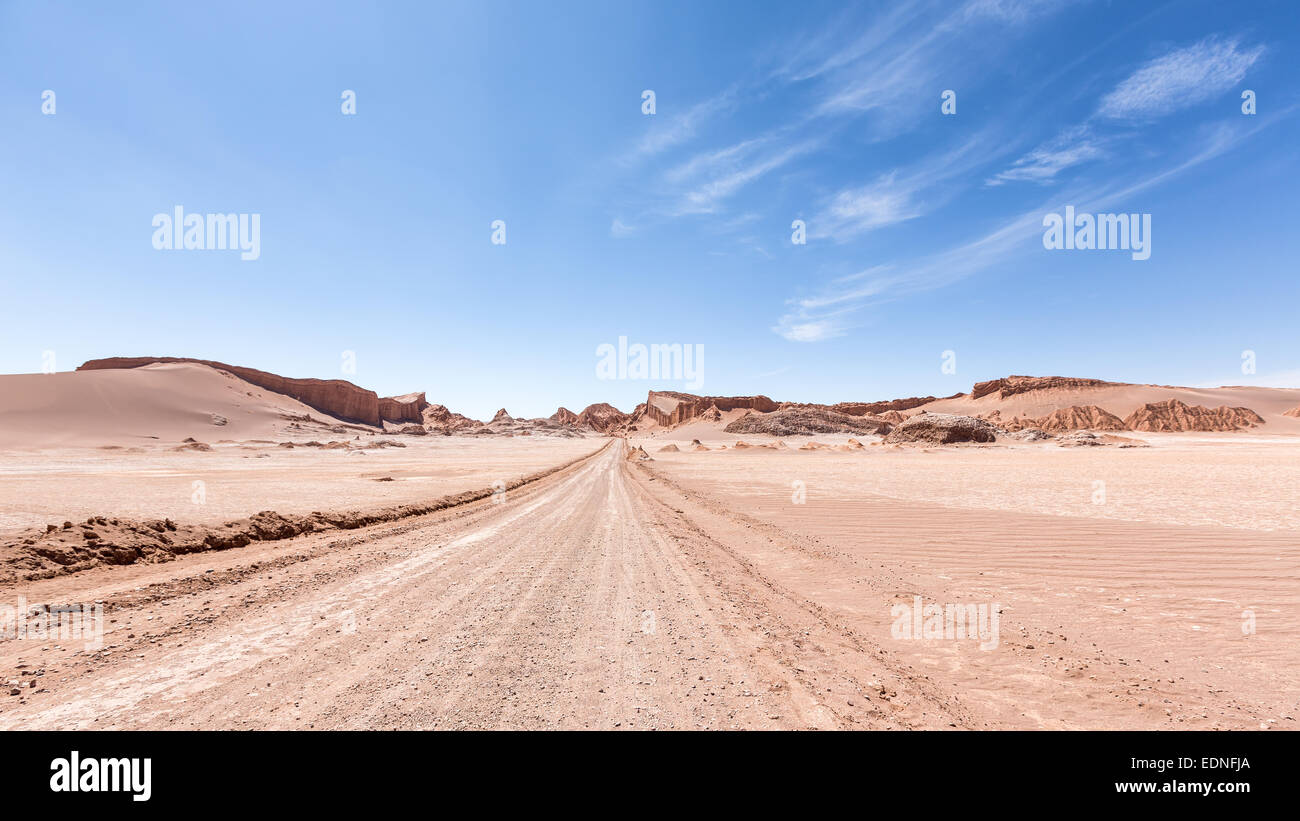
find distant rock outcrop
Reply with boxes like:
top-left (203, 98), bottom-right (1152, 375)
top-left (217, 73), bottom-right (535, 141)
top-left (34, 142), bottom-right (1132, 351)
top-left (378, 391), bottom-right (428, 424)
top-left (643, 391), bottom-right (778, 427)
top-left (422, 404), bottom-right (480, 434)
top-left (882, 412), bottom-right (997, 445)
top-left (550, 407), bottom-right (579, 426)
top-left (577, 403), bottom-right (631, 433)
top-left (724, 407), bottom-right (893, 437)
top-left (828, 395), bottom-right (959, 416)
top-left (1284, 405), bottom-right (1300, 418)
top-left (491, 408), bottom-right (514, 424)
top-left (971, 375), bottom-right (1117, 400)
top-left (1123, 399), bottom-right (1264, 432)
top-left (1032, 405), bottom-right (1127, 432)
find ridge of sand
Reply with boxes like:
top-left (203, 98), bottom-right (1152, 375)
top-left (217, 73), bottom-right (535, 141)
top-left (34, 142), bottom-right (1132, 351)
top-left (0, 363), bottom-right (355, 450)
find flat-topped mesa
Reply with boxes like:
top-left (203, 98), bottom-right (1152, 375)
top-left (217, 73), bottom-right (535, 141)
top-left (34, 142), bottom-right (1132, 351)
top-left (378, 391), bottom-right (429, 424)
top-left (576, 402), bottom-right (630, 433)
top-left (644, 390), bottom-right (778, 427)
top-left (79, 356), bottom-right (398, 426)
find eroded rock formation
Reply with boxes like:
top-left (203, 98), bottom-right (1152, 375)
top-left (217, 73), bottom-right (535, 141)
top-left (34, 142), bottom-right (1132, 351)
top-left (577, 403), bottom-right (631, 433)
top-left (550, 407), bottom-right (579, 425)
top-left (379, 391), bottom-right (428, 424)
top-left (724, 407), bottom-right (893, 436)
top-left (1123, 399), bottom-right (1264, 432)
top-left (643, 391), bottom-right (778, 427)
top-left (882, 412), bottom-right (997, 445)
top-left (971, 375), bottom-right (1116, 400)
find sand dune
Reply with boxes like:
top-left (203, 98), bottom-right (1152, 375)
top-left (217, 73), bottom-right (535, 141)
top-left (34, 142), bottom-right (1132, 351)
top-left (0, 362), bottom-right (354, 450)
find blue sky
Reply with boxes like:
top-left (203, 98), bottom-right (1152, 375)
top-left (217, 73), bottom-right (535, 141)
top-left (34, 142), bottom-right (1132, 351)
top-left (2, 0), bottom-right (1297, 419)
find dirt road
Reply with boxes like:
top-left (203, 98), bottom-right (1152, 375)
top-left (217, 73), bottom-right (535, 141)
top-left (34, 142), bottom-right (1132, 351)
top-left (0, 441), bottom-right (971, 730)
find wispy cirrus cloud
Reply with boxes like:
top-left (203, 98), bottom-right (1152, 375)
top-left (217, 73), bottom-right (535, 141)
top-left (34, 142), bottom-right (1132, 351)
top-left (986, 126), bottom-right (1106, 185)
top-left (613, 0), bottom-right (1075, 234)
top-left (778, 114), bottom-right (1282, 341)
top-left (798, 0), bottom-right (1073, 123)
top-left (962, 0), bottom-right (1076, 24)
top-left (1097, 35), bottom-right (1265, 119)
top-left (670, 137), bottom-right (820, 216)
top-left (812, 174), bottom-right (925, 239)
top-left (811, 129), bottom-right (1012, 239)
top-left (633, 89), bottom-right (737, 158)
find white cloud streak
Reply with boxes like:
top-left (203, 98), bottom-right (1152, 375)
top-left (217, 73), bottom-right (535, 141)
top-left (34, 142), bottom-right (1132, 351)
top-left (1098, 36), bottom-right (1265, 119)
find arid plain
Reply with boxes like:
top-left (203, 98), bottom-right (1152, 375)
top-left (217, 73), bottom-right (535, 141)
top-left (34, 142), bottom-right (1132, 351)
top-left (1, 358), bottom-right (1297, 729)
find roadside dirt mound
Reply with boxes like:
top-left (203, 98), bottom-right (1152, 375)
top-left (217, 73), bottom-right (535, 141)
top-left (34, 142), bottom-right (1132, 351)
top-left (0, 445), bottom-right (606, 583)
top-left (724, 407), bottom-right (893, 436)
top-left (626, 444), bottom-right (652, 461)
top-left (882, 412), bottom-right (997, 445)
top-left (1284, 405), bottom-right (1300, 418)
top-left (171, 440), bottom-right (213, 452)
top-left (658, 444), bottom-right (681, 452)
top-left (799, 441), bottom-right (832, 451)
top-left (1123, 399), bottom-right (1265, 432)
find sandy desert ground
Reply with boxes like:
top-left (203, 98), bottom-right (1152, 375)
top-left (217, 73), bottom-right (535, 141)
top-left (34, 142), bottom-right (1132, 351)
top-left (1, 362), bottom-right (1298, 729)
top-left (628, 432), bottom-right (1300, 729)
